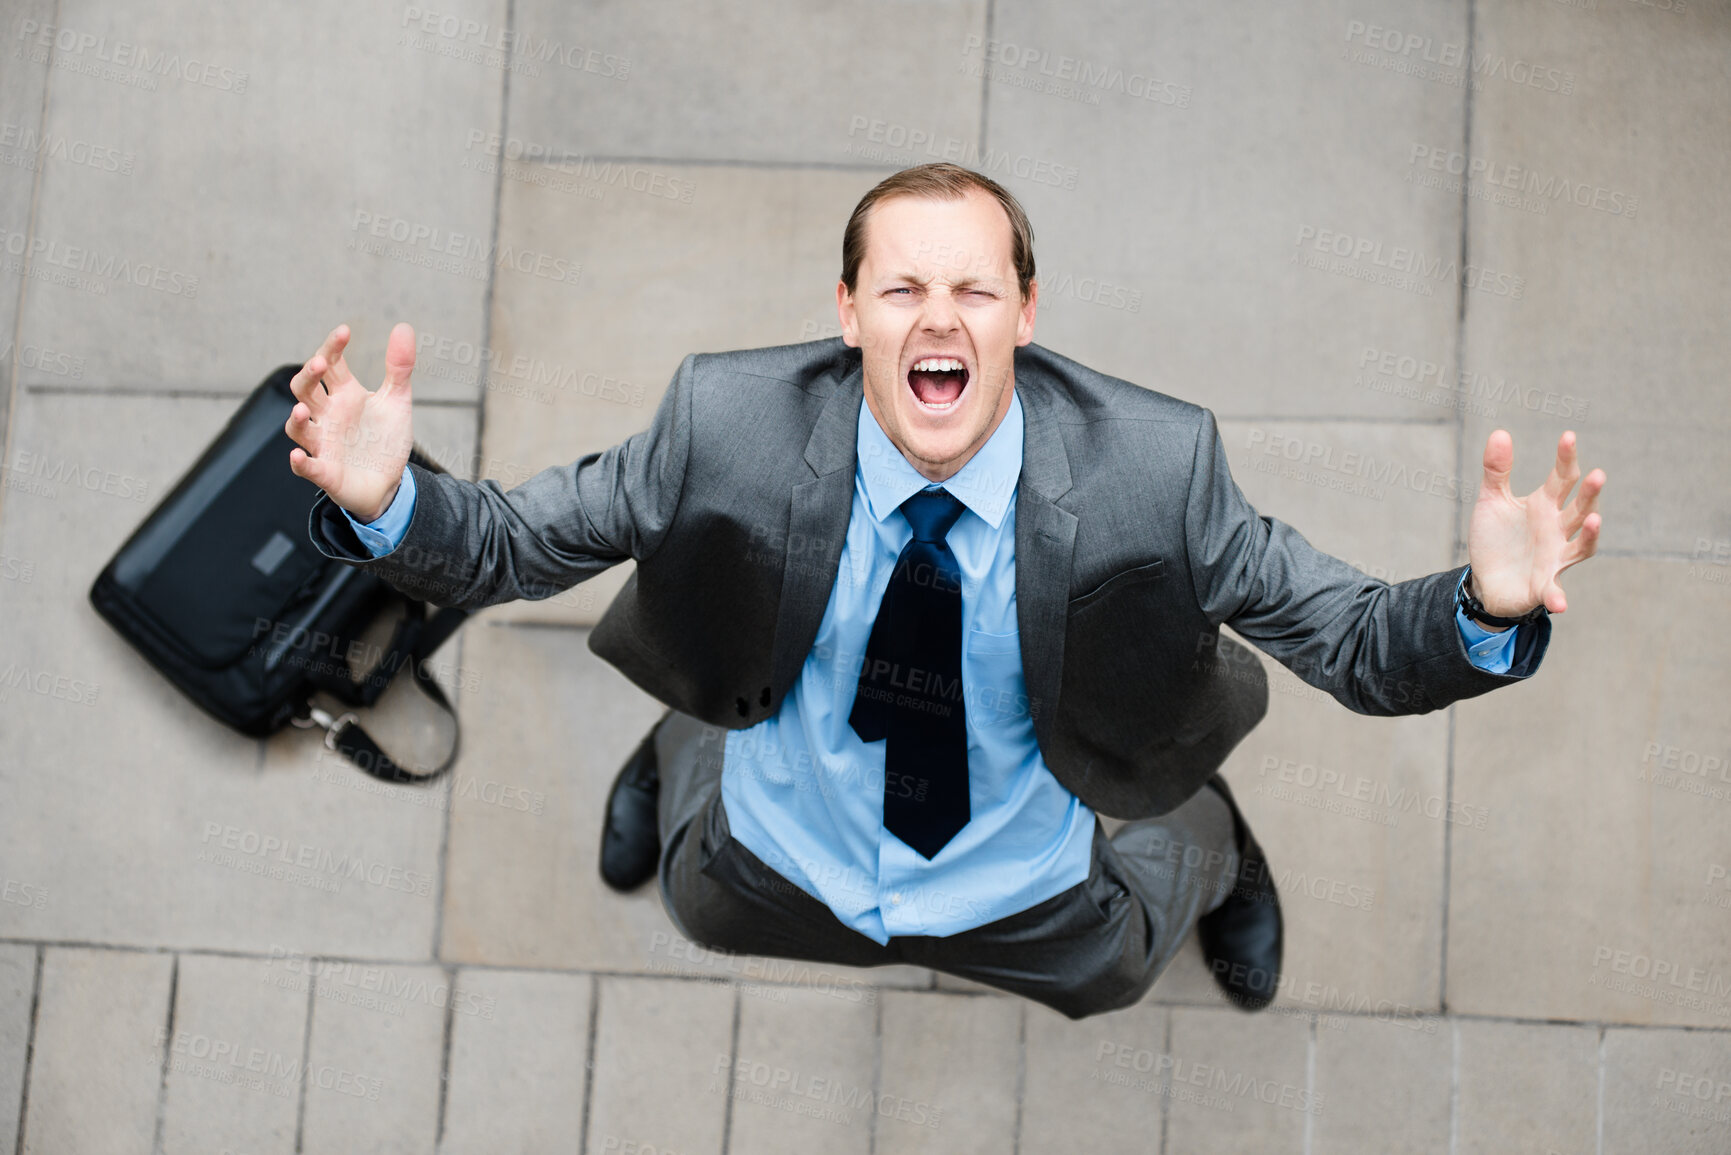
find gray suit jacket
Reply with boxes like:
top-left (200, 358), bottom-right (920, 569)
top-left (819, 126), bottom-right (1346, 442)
top-left (306, 339), bottom-right (1547, 818)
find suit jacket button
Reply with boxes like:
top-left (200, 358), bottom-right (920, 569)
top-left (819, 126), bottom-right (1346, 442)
top-left (759, 686), bottom-right (771, 707)
top-left (735, 697), bottom-right (749, 717)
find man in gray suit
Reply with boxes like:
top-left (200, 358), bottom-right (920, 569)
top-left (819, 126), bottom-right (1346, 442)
top-left (286, 164), bottom-right (1603, 1020)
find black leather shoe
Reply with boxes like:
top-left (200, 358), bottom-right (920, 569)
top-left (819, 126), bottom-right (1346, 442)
top-left (1196, 774), bottom-right (1283, 1012)
top-left (599, 725), bottom-right (663, 892)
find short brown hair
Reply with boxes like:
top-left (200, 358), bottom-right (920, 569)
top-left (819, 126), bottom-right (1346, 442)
top-left (840, 163), bottom-right (1036, 301)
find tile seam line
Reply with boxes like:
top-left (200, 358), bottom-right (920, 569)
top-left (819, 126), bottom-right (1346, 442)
top-left (10, 937), bottom-right (1723, 1034)
top-left (1439, 0), bottom-right (1478, 1016)
top-left (0, 0), bottom-right (59, 534)
top-left (10, 944), bottom-right (44, 1155)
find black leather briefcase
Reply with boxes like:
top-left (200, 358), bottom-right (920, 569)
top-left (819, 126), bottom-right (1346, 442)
top-left (88, 363), bottom-right (467, 782)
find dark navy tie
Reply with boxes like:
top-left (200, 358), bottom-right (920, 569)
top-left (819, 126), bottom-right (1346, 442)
top-left (849, 487), bottom-right (970, 860)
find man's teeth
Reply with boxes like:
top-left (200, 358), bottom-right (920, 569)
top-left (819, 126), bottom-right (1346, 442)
top-left (912, 357), bottom-right (965, 373)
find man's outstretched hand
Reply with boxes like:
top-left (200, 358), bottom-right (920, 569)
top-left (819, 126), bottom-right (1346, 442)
top-left (285, 323), bottom-right (417, 523)
top-left (1466, 429), bottom-right (1605, 624)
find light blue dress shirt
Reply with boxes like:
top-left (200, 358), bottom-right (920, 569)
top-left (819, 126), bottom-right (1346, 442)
top-left (342, 397), bottom-right (1520, 943)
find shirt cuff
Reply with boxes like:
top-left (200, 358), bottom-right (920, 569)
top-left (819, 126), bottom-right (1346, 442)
top-left (1454, 569), bottom-right (1518, 675)
top-left (339, 467), bottom-right (417, 558)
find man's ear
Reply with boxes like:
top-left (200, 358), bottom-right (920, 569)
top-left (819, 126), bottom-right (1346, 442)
top-left (836, 280), bottom-right (859, 348)
top-left (1015, 280), bottom-right (1039, 347)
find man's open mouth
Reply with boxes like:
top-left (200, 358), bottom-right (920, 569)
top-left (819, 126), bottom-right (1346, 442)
top-left (907, 356), bottom-right (970, 411)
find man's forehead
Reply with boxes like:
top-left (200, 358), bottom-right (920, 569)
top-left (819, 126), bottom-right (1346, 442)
top-left (865, 196), bottom-right (1014, 278)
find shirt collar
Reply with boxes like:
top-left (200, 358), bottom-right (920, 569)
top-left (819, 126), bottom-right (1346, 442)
top-left (856, 387), bottom-right (1022, 530)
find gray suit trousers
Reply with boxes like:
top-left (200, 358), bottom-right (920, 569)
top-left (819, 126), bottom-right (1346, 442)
top-left (652, 711), bottom-right (1246, 1022)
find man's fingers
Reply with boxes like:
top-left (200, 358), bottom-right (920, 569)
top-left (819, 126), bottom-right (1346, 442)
top-left (288, 446), bottom-right (333, 491)
top-left (1562, 468), bottom-right (1606, 537)
top-left (380, 321), bottom-right (416, 397)
top-left (319, 324), bottom-right (358, 390)
top-left (1543, 577), bottom-right (1568, 615)
top-left (1561, 512), bottom-right (1602, 567)
top-left (1480, 429), bottom-right (1514, 498)
top-left (1541, 430), bottom-right (1581, 509)
top-left (289, 353), bottom-right (331, 413)
top-left (285, 401), bottom-right (323, 453)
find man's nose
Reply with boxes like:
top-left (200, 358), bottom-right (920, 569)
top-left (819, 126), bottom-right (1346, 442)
top-left (920, 289), bottom-right (960, 332)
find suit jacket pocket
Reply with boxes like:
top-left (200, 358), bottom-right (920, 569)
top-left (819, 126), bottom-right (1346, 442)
top-left (1067, 558), bottom-right (1167, 613)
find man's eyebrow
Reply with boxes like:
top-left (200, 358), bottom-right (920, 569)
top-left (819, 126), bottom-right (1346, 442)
top-left (875, 270), bottom-right (1005, 290)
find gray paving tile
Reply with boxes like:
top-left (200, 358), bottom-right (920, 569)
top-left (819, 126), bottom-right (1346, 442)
top-left (1309, 1011), bottom-right (1450, 1153)
top-left (298, 961), bottom-right (446, 1154)
top-left (1019, 1000), bottom-right (1168, 1155)
top-left (481, 160), bottom-right (881, 625)
top-left (14, 0), bottom-right (505, 399)
top-left (725, 982), bottom-right (878, 1154)
top-left (0, 392), bottom-right (439, 957)
top-left (1161, 419), bottom-right (1460, 1015)
top-left (876, 989), bottom-right (1020, 1155)
top-left (1447, 558), bottom-right (1731, 1025)
top-left (1461, 0), bottom-right (1731, 555)
top-left (984, 0), bottom-right (1467, 419)
top-left (20, 946), bottom-right (172, 1154)
top-left (1603, 1025), bottom-right (1731, 1155)
top-left (508, 0), bottom-right (986, 164)
top-left (1163, 1004), bottom-right (1313, 1153)
top-left (158, 952), bottom-right (306, 1155)
top-left (1455, 1018), bottom-right (1598, 1155)
top-left (0, 0), bottom-right (55, 460)
top-left (439, 967), bottom-right (592, 1152)
top-left (438, 620), bottom-right (934, 991)
top-left (437, 620), bottom-right (674, 969)
top-left (586, 975), bottom-right (733, 1155)
top-left (0, 943), bottom-right (36, 1154)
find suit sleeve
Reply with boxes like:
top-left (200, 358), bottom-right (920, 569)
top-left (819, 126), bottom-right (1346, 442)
top-left (1182, 407), bottom-right (1547, 716)
top-left (303, 352), bottom-right (697, 610)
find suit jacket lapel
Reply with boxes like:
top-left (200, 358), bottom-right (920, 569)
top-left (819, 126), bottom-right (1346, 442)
top-left (770, 362), bottom-right (863, 699)
top-left (769, 352), bottom-right (1080, 757)
top-left (1012, 362), bottom-right (1078, 756)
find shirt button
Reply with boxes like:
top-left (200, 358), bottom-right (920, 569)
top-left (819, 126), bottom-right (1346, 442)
top-left (889, 892), bottom-right (902, 904)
